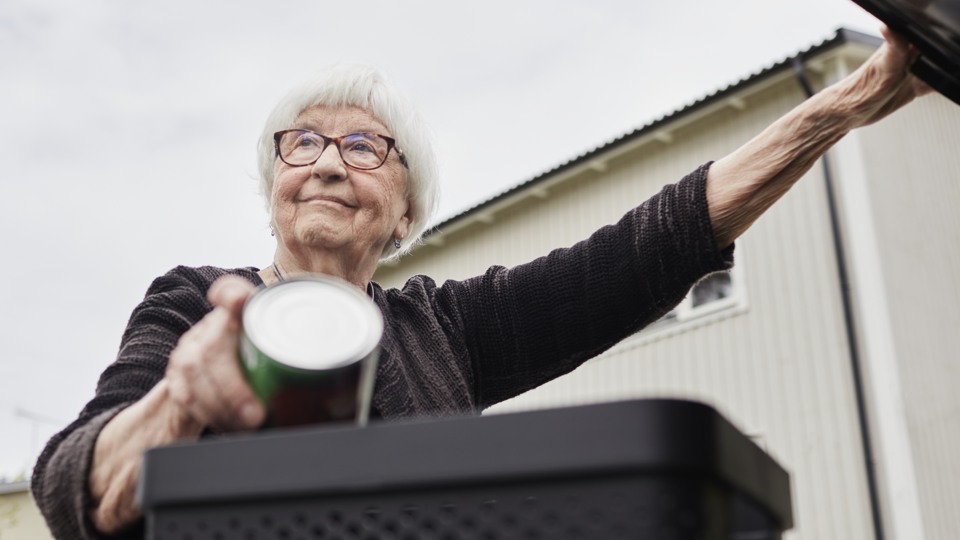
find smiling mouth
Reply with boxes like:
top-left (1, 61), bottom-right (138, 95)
top-left (301, 196), bottom-right (356, 208)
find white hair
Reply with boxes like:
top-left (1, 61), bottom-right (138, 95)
top-left (257, 65), bottom-right (439, 261)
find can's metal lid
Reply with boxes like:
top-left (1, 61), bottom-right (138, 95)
top-left (243, 277), bottom-right (383, 370)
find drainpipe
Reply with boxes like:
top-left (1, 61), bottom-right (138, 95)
top-left (791, 57), bottom-right (885, 540)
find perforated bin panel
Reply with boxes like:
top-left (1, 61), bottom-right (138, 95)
top-left (142, 401), bottom-right (792, 539)
top-left (148, 473), bottom-right (779, 540)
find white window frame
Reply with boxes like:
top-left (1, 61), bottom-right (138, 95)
top-left (664, 269), bottom-right (741, 321)
top-left (618, 251), bottom-right (749, 348)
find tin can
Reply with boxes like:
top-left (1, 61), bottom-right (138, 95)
top-left (239, 276), bottom-right (383, 428)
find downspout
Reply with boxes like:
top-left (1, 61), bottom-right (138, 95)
top-left (791, 57), bottom-right (886, 540)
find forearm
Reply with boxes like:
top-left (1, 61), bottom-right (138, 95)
top-left (706, 83), bottom-right (853, 248)
top-left (89, 379), bottom-right (202, 535)
top-left (707, 28), bottom-right (927, 249)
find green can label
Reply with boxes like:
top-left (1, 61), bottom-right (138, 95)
top-left (240, 277), bottom-right (382, 428)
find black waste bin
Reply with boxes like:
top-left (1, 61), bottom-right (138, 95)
top-left (138, 399), bottom-right (793, 540)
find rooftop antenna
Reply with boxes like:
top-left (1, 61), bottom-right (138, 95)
top-left (13, 407), bottom-right (66, 472)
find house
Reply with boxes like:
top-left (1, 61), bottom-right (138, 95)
top-left (373, 29), bottom-right (960, 540)
top-left (0, 480), bottom-right (52, 539)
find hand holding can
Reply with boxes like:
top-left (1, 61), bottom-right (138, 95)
top-left (239, 277), bottom-right (383, 428)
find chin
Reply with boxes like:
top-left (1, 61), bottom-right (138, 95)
top-left (292, 219), bottom-right (350, 249)
top-left (296, 228), bottom-right (339, 248)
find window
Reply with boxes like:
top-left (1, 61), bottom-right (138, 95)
top-left (641, 267), bottom-right (745, 334)
top-left (692, 271), bottom-right (734, 308)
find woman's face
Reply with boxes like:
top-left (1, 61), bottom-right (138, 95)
top-left (271, 105), bottom-right (410, 262)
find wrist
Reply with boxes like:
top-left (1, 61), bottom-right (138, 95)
top-left (153, 379), bottom-right (205, 440)
top-left (89, 381), bottom-right (203, 534)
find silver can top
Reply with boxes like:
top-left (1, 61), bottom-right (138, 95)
top-left (243, 277), bottom-right (384, 370)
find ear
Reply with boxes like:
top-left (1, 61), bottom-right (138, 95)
top-left (393, 200), bottom-right (413, 241)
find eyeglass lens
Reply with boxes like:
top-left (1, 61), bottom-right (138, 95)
top-left (278, 131), bottom-right (391, 169)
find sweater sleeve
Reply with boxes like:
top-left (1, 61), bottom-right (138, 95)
top-left (435, 163), bottom-right (734, 408)
top-left (31, 266), bottom-right (258, 540)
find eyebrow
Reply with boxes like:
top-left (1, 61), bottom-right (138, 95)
top-left (292, 120), bottom-right (391, 137)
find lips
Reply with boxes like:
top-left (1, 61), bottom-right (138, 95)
top-left (300, 195), bottom-right (357, 208)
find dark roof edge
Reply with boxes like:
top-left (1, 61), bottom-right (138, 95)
top-left (0, 479), bottom-right (30, 495)
top-left (425, 27), bottom-right (879, 237)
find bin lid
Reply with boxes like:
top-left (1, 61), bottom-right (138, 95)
top-left (138, 399), bottom-right (793, 529)
top-left (852, 0), bottom-right (960, 106)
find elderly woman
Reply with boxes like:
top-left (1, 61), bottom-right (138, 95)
top-left (33, 28), bottom-right (927, 539)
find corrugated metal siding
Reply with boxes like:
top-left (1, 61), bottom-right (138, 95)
top-left (374, 69), bottom-right (877, 540)
top-left (858, 94), bottom-right (960, 540)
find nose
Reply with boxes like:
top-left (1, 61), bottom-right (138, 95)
top-left (310, 143), bottom-right (347, 182)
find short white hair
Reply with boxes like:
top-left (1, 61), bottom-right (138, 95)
top-left (257, 65), bottom-right (439, 261)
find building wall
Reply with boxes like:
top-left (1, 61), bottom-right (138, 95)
top-left (854, 94), bottom-right (960, 540)
top-left (0, 484), bottom-right (54, 540)
top-left (374, 51), bottom-right (881, 540)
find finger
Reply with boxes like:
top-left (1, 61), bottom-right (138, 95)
top-left (879, 25), bottom-right (920, 65)
top-left (190, 307), bottom-right (265, 430)
top-left (167, 333), bottom-right (223, 428)
top-left (169, 308), bottom-right (265, 430)
top-left (208, 275), bottom-right (257, 317)
top-left (912, 76), bottom-right (933, 98)
top-left (192, 361), bottom-right (261, 432)
top-left (206, 352), bottom-right (266, 430)
top-left (880, 25), bottom-right (900, 47)
top-left (880, 25), bottom-right (908, 52)
top-left (168, 310), bottom-right (235, 425)
top-left (198, 307), bottom-right (264, 427)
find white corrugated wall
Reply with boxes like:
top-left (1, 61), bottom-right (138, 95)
top-left (373, 43), bottom-right (960, 539)
top-left (853, 93), bottom-right (960, 540)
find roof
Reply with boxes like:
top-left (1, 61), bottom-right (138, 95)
top-left (426, 28), bottom-right (881, 238)
top-left (0, 479), bottom-right (30, 495)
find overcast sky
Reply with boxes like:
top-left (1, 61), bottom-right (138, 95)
top-left (0, 0), bottom-right (884, 478)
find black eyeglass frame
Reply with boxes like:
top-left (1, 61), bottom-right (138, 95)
top-left (273, 129), bottom-right (409, 170)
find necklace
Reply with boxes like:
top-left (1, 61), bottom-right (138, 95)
top-left (272, 262), bottom-right (286, 282)
top-left (270, 261), bottom-right (377, 303)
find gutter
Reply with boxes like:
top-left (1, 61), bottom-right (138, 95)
top-left (791, 56), bottom-right (885, 540)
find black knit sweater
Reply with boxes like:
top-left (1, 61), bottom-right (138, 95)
top-left (32, 164), bottom-right (733, 539)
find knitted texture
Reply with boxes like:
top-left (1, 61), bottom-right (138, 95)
top-left (32, 163), bottom-right (732, 539)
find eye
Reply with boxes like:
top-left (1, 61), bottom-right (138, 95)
top-left (295, 133), bottom-right (322, 148)
top-left (344, 134), bottom-right (378, 153)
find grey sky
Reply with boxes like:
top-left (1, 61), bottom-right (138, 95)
top-left (0, 0), bottom-right (881, 477)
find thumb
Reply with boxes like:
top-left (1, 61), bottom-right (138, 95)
top-left (207, 275), bottom-right (257, 318)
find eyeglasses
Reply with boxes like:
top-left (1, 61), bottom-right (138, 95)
top-left (273, 129), bottom-right (408, 171)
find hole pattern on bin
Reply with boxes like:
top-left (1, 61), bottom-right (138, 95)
top-left (148, 475), bottom-right (727, 540)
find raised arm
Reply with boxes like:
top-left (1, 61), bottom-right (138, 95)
top-left (706, 27), bottom-right (930, 248)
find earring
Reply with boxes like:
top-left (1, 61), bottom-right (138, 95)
top-left (394, 238), bottom-right (402, 249)
top-left (269, 225), bottom-right (276, 237)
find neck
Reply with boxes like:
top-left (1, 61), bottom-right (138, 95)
top-left (266, 245), bottom-right (379, 292)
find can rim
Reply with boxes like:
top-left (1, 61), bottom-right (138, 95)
top-left (242, 276), bottom-right (384, 370)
